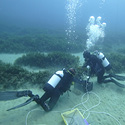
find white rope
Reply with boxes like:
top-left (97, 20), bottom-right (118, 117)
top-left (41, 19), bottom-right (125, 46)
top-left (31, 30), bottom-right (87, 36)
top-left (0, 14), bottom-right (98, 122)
top-left (25, 91), bottom-right (121, 125)
top-left (25, 108), bottom-right (44, 125)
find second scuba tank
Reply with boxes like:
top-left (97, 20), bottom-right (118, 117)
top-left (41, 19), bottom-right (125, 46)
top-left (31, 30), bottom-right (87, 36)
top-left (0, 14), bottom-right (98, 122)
top-left (47, 71), bottom-right (64, 88)
top-left (97, 52), bottom-right (109, 67)
top-left (95, 51), bottom-right (111, 70)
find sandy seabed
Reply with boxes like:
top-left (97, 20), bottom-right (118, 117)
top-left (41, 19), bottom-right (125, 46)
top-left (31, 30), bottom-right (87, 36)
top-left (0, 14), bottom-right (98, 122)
top-left (0, 53), bottom-right (125, 125)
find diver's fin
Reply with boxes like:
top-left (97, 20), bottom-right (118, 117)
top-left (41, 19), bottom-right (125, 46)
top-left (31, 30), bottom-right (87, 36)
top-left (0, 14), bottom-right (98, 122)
top-left (110, 74), bottom-right (125, 81)
top-left (0, 90), bottom-right (33, 101)
top-left (111, 78), bottom-right (125, 88)
top-left (7, 95), bottom-right (38, 111)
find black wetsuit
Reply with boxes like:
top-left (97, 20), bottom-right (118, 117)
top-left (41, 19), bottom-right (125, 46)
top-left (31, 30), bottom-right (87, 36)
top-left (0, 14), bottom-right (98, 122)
top-left (39, 70), bottom-right (74, 111)
top-left (84, 55), bottom-right (105, 83)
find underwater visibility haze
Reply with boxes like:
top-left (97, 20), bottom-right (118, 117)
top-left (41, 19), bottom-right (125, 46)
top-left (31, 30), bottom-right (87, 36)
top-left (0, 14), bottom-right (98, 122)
top-left (0, 0), bottom-right (125, 33)
top-left (0, 0), bottom-right (125, 125)
top-left (0, 0), bottom-right (125, 53)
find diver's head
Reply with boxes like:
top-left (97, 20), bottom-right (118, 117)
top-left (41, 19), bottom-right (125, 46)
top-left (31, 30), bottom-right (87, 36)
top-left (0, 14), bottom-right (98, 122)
top-left (68, 68), bottom-right (76, 76)
top-left (83, 50), bottom-right (91, 59)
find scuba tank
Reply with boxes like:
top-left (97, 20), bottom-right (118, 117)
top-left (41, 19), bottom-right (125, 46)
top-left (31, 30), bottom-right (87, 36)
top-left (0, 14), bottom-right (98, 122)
top-left (94, 51), bottom-right (111, 71)
top-left (47, 71), bottom-right (64, 88)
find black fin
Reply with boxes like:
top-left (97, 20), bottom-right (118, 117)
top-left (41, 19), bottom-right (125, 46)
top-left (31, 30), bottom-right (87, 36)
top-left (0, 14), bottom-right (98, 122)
top-left (7, 95), bottom-right (37, 111)
top-left (111, 78), bottom-right (125, 88)
top-left (0, 90), bottom-right (32, 101)
top-left (110, 74), bottom-right (125, 81)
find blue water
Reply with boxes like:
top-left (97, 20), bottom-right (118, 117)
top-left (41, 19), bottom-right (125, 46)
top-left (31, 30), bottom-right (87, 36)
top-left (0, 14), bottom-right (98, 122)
top-left (0, 0), bottom-right (125, 34)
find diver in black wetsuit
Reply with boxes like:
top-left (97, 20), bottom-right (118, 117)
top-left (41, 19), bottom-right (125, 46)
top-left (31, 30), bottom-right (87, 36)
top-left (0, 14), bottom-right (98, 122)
top-left (83, 50), bottom-right (112, 84)
top-left (82, 50), bottom-right (125, 88)
top-left (1, 68), bottom-right (75, 112)
top-left (35, 68), bottom-right (76, 112)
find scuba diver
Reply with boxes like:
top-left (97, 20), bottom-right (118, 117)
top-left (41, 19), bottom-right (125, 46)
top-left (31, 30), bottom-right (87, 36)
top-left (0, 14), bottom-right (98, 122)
top-left (34, 68), bottom-right (76, 112)
top-left (82, 50), bottom-right (125, 87)
top-left (0, 68), bottom-right (76, 112)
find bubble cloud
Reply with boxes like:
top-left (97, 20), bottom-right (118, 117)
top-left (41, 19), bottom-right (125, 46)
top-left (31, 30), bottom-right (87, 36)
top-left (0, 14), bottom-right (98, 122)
top-left (86, 16), bottom-right (106, 50)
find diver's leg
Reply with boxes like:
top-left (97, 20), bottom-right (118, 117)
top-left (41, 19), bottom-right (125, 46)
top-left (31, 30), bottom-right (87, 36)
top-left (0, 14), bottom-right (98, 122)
top-left (97, 70), bottom-right (105, 84)
top-left (34, 91), bottom-right (51, 111)
top-left (47, 90), bottom-right (61, 111)
top-left (38, 90), bottom-right (60, 112)
top-left (40, 92), bottom-right (51, 111)
top-left (103, 74), bottom-right (111, 79)
top-left (103, 79), bottom-right (112, 83)
top-left (40, 92), bottom-right (51, 104)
